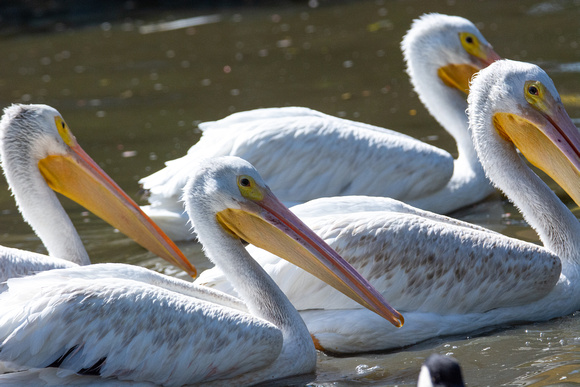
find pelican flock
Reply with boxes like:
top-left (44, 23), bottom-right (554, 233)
top-left (139, 13), bottom-right (500, 240)
top-left (0, 157), bottom-right (401, 385)
top-left (1, 8), bottom-right (579, 387)
top-left (0, 104), bottom-right (196, 283)
top-left (198, 60), bottom-right (580, 353)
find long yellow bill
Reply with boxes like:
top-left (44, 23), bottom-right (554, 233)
top-left (493, 95), bottom-right (580, 206)
top-left (38, 117), bottom-right (196, 277)
top-left (438, 42), bottom-right (501, 94)
top-left (216, 187), bottom-right (404, 328)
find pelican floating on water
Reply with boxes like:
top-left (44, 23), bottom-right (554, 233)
top-left (197, 60), bottom-right (580, 353)
top-left (139, 13), bottom-right (500, 240)
top-left (0, 156), bottom-right (401, 385)
top-left (0, 104), bottom-right (196, 284)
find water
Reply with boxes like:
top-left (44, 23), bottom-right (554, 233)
top-left (1, 0), bottom-right (580, 385)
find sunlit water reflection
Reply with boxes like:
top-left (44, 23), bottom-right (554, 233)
top-left (1, 0), bottom-right (580, 385)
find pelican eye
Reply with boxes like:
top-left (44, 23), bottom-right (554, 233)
top-left (524, 80), bottom-right (547, 107)
top-left (54, 116), bottom-right (76, 147)
top-left (459, 32), bottom-right (483, 59)
top-left (237, 175), bottom-right (263, 201)
top-left (528, 85), bottom-right (539, 96)
top-left (524, 80), bottom-right (556, 115)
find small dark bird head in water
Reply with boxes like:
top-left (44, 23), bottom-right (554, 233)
top-left (418, 353), bottom-right (465, 387)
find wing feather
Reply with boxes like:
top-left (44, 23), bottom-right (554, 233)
top-left (41, 264), bottom-right (248, 312)
top-left (198, 207), bottom-right (561, 314)
top-left (139, 108), bottom-right (454, 234)
top-left (0, 367), bottom-right (157, 386)
top-left (0, 270), bottom-right (280, 386)
top-left (0, 246), bottom-right (76, 289)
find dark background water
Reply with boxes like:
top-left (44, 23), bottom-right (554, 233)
top-left (1, 0), bottom-right (580, 385)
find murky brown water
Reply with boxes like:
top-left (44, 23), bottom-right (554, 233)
top-left (1, 0), bottom-right (580, 385)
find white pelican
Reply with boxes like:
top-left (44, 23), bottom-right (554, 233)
top-left (139, 13), bottom-right (500, 240)
top-left (0, 156), bottom-right (402, 386)
top-left (0, 104), bottom-right (196, 283)
top-left (197, 60), bottom-right (580, 353)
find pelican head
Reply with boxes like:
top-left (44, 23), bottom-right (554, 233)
top-left (403, 13), bottom-right (501, 95)
top-left (184, 156), bottom-right (404, 328)
top-left (0, 104), bottom-right (196, 276)
top-left (469, 60), bottom-right (580, 206)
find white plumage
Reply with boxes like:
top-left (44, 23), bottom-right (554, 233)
top-left (0, 367), bottom-right (157, 386)
top-left (197, 60), bottom-right (580, 353)
top-left (0, 250), bottom-right (76, 292)
top-left (139, 13), bottom-right (500, 240)
top-left (0, 104), bottom-right (195, 283)
top-left (0, 157), bottom-right (400, 386)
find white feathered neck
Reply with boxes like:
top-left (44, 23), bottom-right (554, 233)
top-left (402, 13), bottom-right (492, 165)
top-left (182, 156), bottom-right (315, 380)
top-left (0, 104), bottom-right (90, 265)
top-left (469, 60), bottom-right (580, 265)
